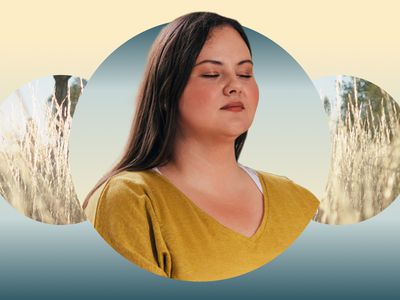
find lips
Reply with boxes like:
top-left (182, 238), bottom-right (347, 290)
top-left (220, 101), bottom-right (245, 111)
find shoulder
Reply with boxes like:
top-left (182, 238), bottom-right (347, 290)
top-left (104, 170), bottom-right (158, 190)
top-left (257, 170), bottom-right (319, 199)
top-left (256, 170), bottom-right (292, 186)
top-left (256, 170), bottom-right (320, 216)
top-left (84, 170), bottom-right (159, 225)
top-left (84, 171), bottom-right (171, 277)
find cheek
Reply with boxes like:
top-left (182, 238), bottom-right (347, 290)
top-left (248, 81), bottom-right (259, 111)
top-left (178, 85), bottom-right (206, 129)
top-left (179, 80), bottom-right (219, 114)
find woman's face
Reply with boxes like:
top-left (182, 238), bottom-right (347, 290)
top-left (178, 25), bottom-right (259, 143)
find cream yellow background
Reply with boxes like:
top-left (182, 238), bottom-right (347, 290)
top-left (1, 0), bottom-right (399, 102)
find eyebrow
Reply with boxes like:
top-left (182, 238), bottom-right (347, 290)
top-left (194, 59), bottom-right (253, 67)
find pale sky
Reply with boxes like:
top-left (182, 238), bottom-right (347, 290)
top-left (0, 76), bottom-right (55, 150)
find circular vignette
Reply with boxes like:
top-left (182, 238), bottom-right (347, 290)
top-left (69, 21), bottom-right (330, 280)
top-left (313, 75), bottom-right (400, 225)
top-left (0, 75), bottom-right (87, 225)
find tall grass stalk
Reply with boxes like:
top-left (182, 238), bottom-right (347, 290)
top-left (0, 83), bottom-right (85, 224)
top-left (315, 78), bottom-right (400, 224)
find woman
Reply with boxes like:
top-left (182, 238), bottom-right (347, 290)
top-left (83, 12), bottom-right (319, 281)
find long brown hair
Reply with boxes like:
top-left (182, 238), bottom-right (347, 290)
top-left (83, 12), bottom-right (252, 208)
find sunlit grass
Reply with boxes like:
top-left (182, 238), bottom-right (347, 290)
top-left (0, 81), bottom-right (85, 224)
top-left (315, 77), bottom-right (400, 224)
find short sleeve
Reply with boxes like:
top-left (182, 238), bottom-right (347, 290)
top-left (258, 171), bottom-right (320, 227)
top-left (289, 180), bottom-right (320, 218)
top-left (278, 176), bottom-right (320, 220)
top-left (91, 176), bottom-right (172, 278)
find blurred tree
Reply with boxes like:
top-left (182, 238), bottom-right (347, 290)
top-left (47, 76), bottom-right (87, 117)
top-left (54, 75), bottom-right (71, 120)
top-left (68, 77), bottom-right (87, 116)
top-left (323, 95), bottom-right (331, 117)
top-left (339, 77), bottom-right (400, 139)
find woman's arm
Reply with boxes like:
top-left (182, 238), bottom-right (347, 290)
top-left (87, 174), bottom-right (172, 278)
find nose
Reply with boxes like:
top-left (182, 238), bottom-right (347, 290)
top-left (222, 75), bottom-right (242, 96)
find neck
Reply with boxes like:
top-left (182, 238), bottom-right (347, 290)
top-left (160, 133), bottom-right (243, 186)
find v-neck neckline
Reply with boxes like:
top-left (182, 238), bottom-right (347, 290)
top-left (149, 169), bottom-right (270, 242)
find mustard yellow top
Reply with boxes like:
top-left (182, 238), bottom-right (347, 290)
top-left (85, 169), bottom-right (319, 281)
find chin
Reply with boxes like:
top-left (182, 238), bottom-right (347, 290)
top-left (232, 121), bottom-right (251, 134)
top-left (222, 126), bottom-right (250, 140)
top-left (212, 119), bottom-right (252, 140)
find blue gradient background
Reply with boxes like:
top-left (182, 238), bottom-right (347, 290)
top-left (1, 193), bottom-right (399, 298)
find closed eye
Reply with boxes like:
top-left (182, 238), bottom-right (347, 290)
top-left (201, 74), bottom-right (220, 78)
top-left (238, 74), bottom-right (253, 78)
